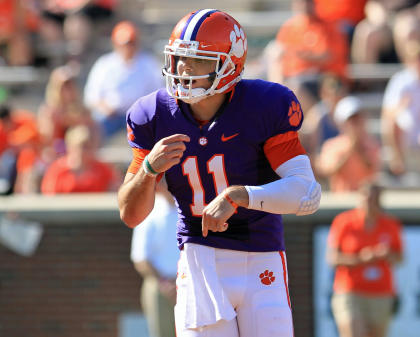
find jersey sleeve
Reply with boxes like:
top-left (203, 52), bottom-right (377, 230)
top-left (262, 86), bottom-right (306, 170)
top-left (125, 92), bottom-right (160, 174)
top-left (127, 148), bottom-right (149, 174)
top-left (126, 92), bottom-right (160, 150)
top-left (126, 90), bottom-right (156, 174)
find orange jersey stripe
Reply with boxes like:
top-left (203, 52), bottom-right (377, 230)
top-left (127, 148), bottom-right (163, 183)
top-left (127, 148), bottom-right (150, 174)
top-left (264, 131), bottom-right (306, 171)
top-left (280, 251), bottom-right (291, 309)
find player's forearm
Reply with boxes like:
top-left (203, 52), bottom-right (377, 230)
top-left (118, 171), bottom-right (157, 228)
top-left (245, 155), bottom-right (321, 216)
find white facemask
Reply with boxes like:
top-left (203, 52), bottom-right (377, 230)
top-left (176, 84), bottom-right (208, 104)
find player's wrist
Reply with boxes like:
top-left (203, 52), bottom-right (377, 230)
top-left (142, 155), bottom-right (159, 177)
top-left (223, 191), bottom-right (239, 209)
top-left (225, 186), bottom-right (249, 209)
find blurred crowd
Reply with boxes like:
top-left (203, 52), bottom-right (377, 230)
top-left (1, 0), bottom-right (420, 196)
top-left (0, 0), bottom-right (163, 195)
top-left (262, 0), bottom-right (420, 192)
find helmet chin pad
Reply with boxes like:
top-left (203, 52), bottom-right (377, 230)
top-left (176, 84), bottom-right (207, 104)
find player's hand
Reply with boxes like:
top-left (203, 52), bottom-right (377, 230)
top-left (147, 134), bottom-right (190, 173)
top-left (201, 193), bottom-right (235, 237)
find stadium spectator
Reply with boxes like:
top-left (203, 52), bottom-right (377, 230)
top-left (84, 20), bottom-right (163, 140)
top-left (381, 38), bottom-right (420, 176)
top-left (327, 183), bottom-right (403, 337)
top-left (0, 104), bottom-right (41, 194)
top-left (316, 96), bottom-right (381, 192)
top-left (39, 0), bottom-right (117, 60)
top-left (0, 0), bottom-right (39, 66)
top-left (313, 0), bottom-right (368, 42)
top-left (275, 0), bottom-right (349, 112)
top-left (131, 182), bottom-right (178, 337)
top-left (300, 74), bottom-right (347, 159)
top-left (41, 125), bottom-right (119, 194)
top-left (38, 65), bottom-right (99, 165)
top-left (392, 8), bottom-right (420, 64)
top-left (351, 0), bottom-right (420, 63)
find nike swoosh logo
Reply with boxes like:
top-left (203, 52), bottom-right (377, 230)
top-left (221, 133), bottom-right (239, 142)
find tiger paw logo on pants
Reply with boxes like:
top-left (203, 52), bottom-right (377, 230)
top-left (259, 269), bottom-right (276, 285)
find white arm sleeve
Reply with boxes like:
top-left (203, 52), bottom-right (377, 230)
top-left (245, 155), bottom-right (321, 216)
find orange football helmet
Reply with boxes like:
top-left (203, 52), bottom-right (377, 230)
top-left (163, 9), bottom-right (247, 103)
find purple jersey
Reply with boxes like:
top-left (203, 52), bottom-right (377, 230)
top-left (127, 79), bottom-right (303, 252)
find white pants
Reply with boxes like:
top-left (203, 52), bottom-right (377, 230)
top-left (175, 243), bottom-right (294, 337)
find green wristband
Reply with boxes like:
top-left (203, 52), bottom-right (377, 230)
top-left (144, 155), bottom-right (159, 175)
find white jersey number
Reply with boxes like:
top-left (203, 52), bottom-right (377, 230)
top-left (182, 155), bottom-right (228, 216)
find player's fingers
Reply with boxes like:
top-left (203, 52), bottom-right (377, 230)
top-left (213, 221), bottom-right (228, 232)
top-left (161, 134), bottom-right (190, 144)
top-left (168, 149), bottom-right (185, 159)
top-left (219, 222), bottom-right (229, 232)
top-left (209, 217), bottom-right (228, 233)
top-left (202, 213), bottom-right (220, 236)
top-left (202, 214), bottom-right (209, 237)
top-left (165, 156), bottom-right (182, 167)
top-left (164, 141), bottom-right (187, 153)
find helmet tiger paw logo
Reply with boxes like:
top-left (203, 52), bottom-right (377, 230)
top-left (230, 24), bottom-right (247, 58)
top-left (259, 269), bottom-right (275, 285)
top-left (288, 101), bottom-right (303, 127)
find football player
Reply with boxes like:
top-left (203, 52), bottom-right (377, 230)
top-left (118, 9), bottom-right (321, 337)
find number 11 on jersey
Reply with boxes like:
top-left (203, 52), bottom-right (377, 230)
top-left (182, 155), bottom-right (229, 216)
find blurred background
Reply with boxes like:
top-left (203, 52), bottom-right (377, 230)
top-left (1, 0), bottom-right (420, 336)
